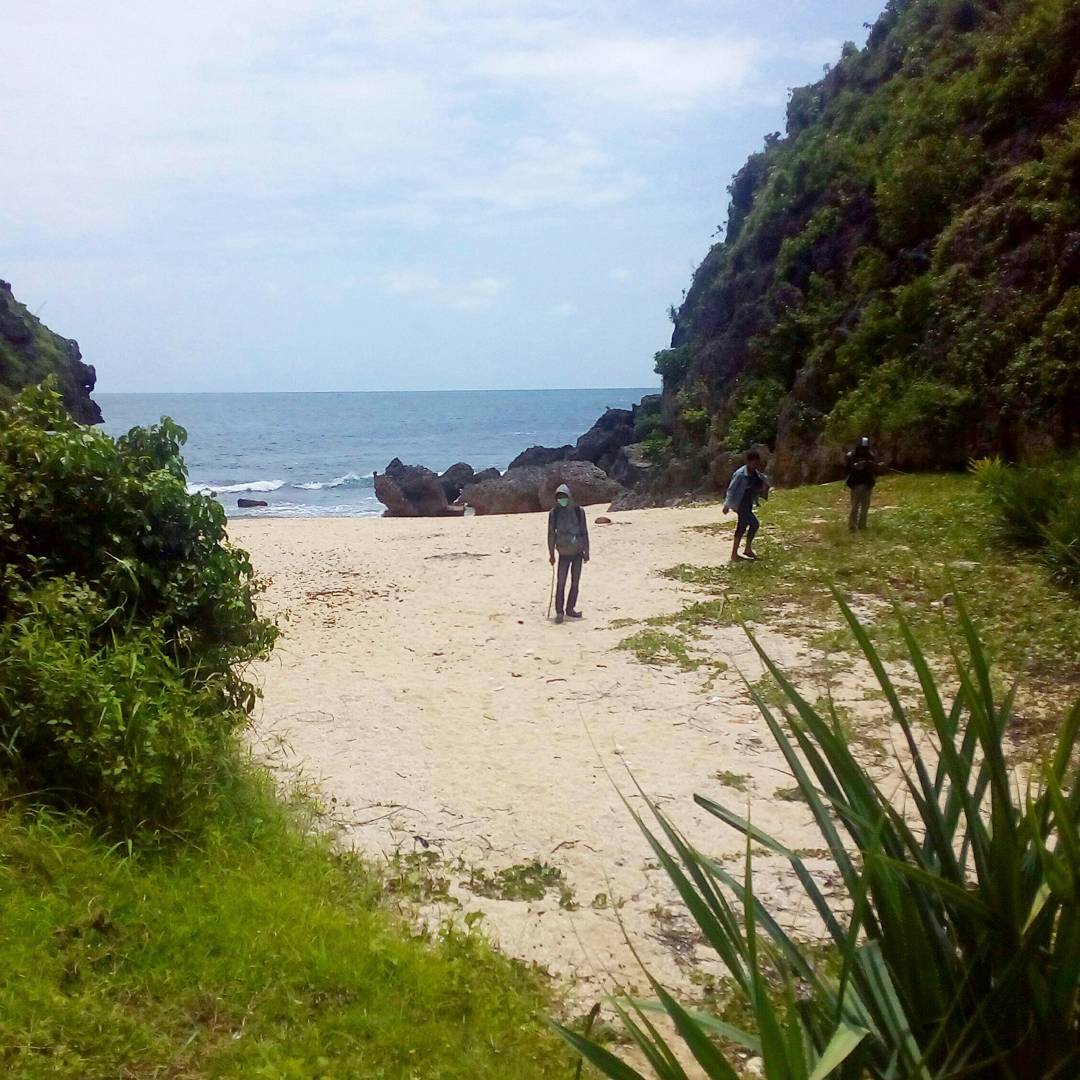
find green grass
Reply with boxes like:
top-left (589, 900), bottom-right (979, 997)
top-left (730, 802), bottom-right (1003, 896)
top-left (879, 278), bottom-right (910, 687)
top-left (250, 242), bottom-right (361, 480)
top-left (711, 771), bottom-right (751, 792)
top-left (643, 474), bottom-right (1080, 730)
top-left (617, 629), bottom-right (702, 670)
top-left (0, 775), bottom-right (566, 1079)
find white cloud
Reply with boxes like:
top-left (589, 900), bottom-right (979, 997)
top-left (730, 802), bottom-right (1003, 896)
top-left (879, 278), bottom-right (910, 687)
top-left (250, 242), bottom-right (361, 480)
top-left (610, 268), bottom-right (632, 284)
top-left (448, 131), bottom-right (643, 211)
top-left (475, 34), bottom-right (762, 111)
top-left (552, 301), bottom-right (577, 317)
top-left (381, 267), bottom-right (506, 311)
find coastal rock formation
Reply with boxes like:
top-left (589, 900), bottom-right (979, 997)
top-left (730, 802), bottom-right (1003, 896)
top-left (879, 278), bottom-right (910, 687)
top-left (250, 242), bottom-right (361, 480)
top-left (507, 444), bottom-right (572, 470)
top-left (460, 460), bottom-right (621, 515)
top-left (0, 280), bottom-right (102, 423)
top-left (438, 462), bottom-right (475, 502)
top-left (572, 407), bottom-right (636, 471)
top-left (504, 407), bottom-right (640, 475)
top-left (237, 498), bottom-right (268, 508)
top-left (609, 442), bottom-right (658, 491)
top-left (374, 458), bottom-right (449, 517)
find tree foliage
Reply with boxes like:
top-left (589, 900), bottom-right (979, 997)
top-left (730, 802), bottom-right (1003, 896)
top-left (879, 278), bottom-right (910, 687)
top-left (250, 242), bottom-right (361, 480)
top-left (668, 0), bottom-right (1080, 467)
top-left (0, 383), bottom-right (277, 832)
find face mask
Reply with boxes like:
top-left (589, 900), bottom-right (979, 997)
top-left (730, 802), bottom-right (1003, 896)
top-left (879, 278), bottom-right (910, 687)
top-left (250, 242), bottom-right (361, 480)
top-left (557, 497), bottom-right (569, 507)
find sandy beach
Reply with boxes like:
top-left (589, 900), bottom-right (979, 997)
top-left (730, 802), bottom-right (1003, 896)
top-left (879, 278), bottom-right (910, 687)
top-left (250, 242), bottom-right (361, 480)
top-left (233, 505), bottom-right (908, 1006)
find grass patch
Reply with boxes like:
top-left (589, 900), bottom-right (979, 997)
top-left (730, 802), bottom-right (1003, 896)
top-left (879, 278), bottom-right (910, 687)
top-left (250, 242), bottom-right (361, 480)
top-left (617, 629), bottom-right (701, 670)
top-left (711, 770), bottom-right (751, 792)
top-left (465, 860), bottom-right (571, 907)
top-left (661, 564), bottom-right (730, 590)
top-left (0, 776), bottom-right (564, 1078)
top-left (676, 474), bottom-right (1080, 722)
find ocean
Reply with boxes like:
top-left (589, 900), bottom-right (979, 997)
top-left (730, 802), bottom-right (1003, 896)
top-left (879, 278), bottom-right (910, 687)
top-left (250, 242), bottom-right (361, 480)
top-left (97, 389), bottom-right (656, 518)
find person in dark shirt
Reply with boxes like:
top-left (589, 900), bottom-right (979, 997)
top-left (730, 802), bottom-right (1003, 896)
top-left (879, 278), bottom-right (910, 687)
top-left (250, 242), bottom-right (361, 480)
top-left (845, 436), bottom-right (878, 531)
top-left (547, 483), bottom-right (590, 624)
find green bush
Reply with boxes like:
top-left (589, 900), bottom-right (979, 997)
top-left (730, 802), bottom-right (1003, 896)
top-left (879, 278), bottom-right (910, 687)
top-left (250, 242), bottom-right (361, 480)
top-left (653, 346), bottom-right (692, 386)
top-left (974, 454), bottom-right (1080, 592)
top-left (723, 378), bottom-right (785, 451)
top-left (641, 431), bottom-right (673, 465)
top-left (0, 383), bottom-right (277, 831)
top-left (560, 594), bottom-right (1080, 1078)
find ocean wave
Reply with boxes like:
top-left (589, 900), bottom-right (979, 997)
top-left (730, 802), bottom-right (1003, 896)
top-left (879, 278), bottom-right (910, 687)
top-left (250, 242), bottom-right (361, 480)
top-left (187, 472), bottom-right (374, 496)
top-left (296, 471), bottom-right (372, 490)
top-left (230, 501), bottom-right (382, 518)
top-left (188, 479), bottom-right (286, 495)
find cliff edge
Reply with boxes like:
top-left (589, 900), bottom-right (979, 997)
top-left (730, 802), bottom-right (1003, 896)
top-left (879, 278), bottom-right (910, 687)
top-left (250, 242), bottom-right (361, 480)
top-left (0, 280), bottom-right (102, 423)
top-left (649, 0), bottom-right (1080, 490)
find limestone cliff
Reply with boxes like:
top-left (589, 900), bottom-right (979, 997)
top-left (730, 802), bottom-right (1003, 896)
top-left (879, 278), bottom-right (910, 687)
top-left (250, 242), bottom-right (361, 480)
top-left (647, 0), bottom-right (1080, 490)
top-left (0, 280), bottom-right (102, 423)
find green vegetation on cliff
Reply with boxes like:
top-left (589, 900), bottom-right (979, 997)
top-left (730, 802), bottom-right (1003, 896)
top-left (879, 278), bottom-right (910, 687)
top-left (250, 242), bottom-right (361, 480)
top-left (663, 0), bottom-right (1080, 484)
top-left (0, 281), bottom-right (101, 423)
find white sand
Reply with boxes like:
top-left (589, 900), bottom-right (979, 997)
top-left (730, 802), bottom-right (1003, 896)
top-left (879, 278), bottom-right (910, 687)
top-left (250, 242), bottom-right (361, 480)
top-left (233, 506), bottom-right (907, 1007)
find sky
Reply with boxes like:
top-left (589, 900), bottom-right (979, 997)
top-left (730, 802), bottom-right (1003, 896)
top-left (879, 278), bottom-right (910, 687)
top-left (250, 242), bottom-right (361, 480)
top-left (1, 1), bottom-right (885, 393)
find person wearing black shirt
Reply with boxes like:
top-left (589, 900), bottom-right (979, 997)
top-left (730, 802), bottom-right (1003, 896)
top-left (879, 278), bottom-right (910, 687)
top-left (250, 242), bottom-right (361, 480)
top-left (845, 437), bottom-right (878, 531)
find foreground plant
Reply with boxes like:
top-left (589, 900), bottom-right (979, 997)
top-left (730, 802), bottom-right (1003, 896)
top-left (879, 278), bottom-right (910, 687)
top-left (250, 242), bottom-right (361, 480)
top-left (0, 382), bottom-right (277, 832)
top-left (558, 592), bottom-right (1080, 1078)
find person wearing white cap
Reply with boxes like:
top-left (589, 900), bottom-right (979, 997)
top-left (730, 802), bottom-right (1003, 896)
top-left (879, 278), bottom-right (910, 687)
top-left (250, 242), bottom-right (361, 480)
top-left (845, 436), bottom-right (878, 531)
top-left (547, 483), bottom-right (590, 624)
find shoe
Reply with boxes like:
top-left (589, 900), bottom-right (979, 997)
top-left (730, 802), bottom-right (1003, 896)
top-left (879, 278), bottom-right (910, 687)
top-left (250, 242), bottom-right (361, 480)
top-left (566, 610), bottom-right (583, 619)
top-left (742, 550), bottom-right (758, 560)
top-left (554, 613), bottom-right (564, 624)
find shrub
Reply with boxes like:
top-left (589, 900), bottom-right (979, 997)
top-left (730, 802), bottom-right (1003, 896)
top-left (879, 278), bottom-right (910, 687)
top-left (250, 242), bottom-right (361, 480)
top-left (974, 454), bottom-right (1080, 592)
top-left (653, 346), bottom-right (692, 386)
top-left (641, 431), bottom-right (673, 465)
top-left (559, 594), bottom-right (1080, 1078)
top-left (0, 383), bottom-right (277, 831)
top-left (723, 378), bottom-right (785, 451)
top-left (680, 405), bottom-right (710, 442)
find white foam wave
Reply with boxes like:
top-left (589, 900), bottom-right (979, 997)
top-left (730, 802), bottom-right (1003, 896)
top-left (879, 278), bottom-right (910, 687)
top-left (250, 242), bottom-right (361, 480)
top-left (188, 479), bottom-right (285, 495)
top-left (296, 471), bottom-right (372, 490)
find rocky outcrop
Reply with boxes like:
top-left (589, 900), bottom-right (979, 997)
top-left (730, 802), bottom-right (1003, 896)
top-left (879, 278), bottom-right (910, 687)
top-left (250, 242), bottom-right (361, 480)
top-left (438, 462), bottom-right (476, 501)
top-left (507, 444), bottom-right (572, 470)
top-left (374, 458), bottom-right (451, 517)
top-left (504, 407), bottom-right (639, 475)
top-left (460, 460), bottom-right (622, 515)
top-left (0, 279), bottom-right (102, 423)
top-left (609, 442), bottom-right (658, 490)
top-left (573, 407), bottom-right (636, 471)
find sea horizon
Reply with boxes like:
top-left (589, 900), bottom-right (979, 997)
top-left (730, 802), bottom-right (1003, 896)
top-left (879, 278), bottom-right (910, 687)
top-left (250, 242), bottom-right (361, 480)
top-left (97, 387), bottom-right (657, 519)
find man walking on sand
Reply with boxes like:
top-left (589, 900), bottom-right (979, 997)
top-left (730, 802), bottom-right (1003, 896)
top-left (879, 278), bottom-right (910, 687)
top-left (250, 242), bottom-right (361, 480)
top-left (845, 436), bottom-right (878, 531)
top-left (547, 483), bottom-right (589, 624)
top-left (723, 450), bottom-right (769, 562)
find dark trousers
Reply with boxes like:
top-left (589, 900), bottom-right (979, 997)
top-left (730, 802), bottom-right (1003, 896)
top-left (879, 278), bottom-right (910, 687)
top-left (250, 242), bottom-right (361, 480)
top-left (849, 485), bottom-right (872, 530)
top-left (734, 504), bottom-right (760, 547)
top-left (555, 554), bottom-right (583, 614)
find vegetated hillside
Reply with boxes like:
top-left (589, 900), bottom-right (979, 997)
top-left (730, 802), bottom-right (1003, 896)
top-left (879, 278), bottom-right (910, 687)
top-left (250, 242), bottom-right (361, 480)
top-left (655, 0), bottom-right (1080, 488)
top-left (0, 280), bottom-right (101, 423)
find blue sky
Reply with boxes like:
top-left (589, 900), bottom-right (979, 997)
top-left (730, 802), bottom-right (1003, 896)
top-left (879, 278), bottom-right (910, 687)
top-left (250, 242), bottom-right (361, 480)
top-left (1, 1), bottom-right (885, 393)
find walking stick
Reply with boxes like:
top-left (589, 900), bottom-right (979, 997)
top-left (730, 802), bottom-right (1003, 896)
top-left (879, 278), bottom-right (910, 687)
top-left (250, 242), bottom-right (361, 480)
top-left (546, 559), bottom-right (556, 619)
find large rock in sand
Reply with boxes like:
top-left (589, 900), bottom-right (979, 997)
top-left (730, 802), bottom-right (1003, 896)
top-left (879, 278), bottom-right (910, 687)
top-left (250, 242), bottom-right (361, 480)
top-left (375, 458), bottom-right (449, 517)
top-left (460, 460), bottom-right (622, 515)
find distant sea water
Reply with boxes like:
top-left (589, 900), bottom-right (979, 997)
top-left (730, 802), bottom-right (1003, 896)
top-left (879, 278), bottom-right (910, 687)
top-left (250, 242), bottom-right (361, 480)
top-left (97, 389), bottom-right (657, 518)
